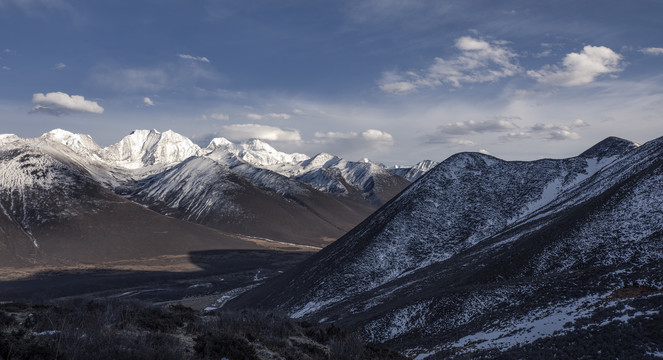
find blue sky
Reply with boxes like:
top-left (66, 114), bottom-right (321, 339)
top-left (1, 0), bottom-right (662, 165)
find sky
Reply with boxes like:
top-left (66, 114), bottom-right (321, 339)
top-left (1, 0), bottom-right (662, 165)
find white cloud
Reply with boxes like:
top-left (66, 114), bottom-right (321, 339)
top-left (548, 129), bottom-right (580, 141)
top-left (314, 128), bottom-right (394, 150)
top-left (210, 113), bottom-right (229, 121)
top-left (247, 113), bottom-right (263, 120)
top-left (425, 117), bottom-right (518, 145)
top-left (572, 119), bottom-right (590, 127)
top-left (315, 131), bottom-right (359, 139)
top-left (640, 47), bottom-right (663, 56)
top-left (379, 81), bottom-right (418, 94)
top-left (266, 113), bottom-right (292, 120)
top-left (177, 53), bottom-right (210, 63)
top-left (293, 109), bottom-right (305, 115)
top-left (499, 132), bottom-right (533, 142)
top-left (527, 45), bottom-right (623, 86)
top-left (500, 121), bottom-right (585, 143)
top-left (426, 137), bottom-right (476, 146)
top-left (31, 92), bottom-right (104, 115)
top-left (220, 124), bottom-right (301, 142)
top-left (361, 129), bottom-right (394, 145)
top-left (143, 97), bottom-right (154, 106)
top-left (380, 36), bottom-right (520, 93)
top-left (1, 66), bottom-right (9, 71)
top-left (53, 62), bottom-right (66, 70)
top-left (440, 118), bottom-right (519, 135)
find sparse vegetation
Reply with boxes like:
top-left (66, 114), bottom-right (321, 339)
top-left (0, 299), bottom-right (405, 360)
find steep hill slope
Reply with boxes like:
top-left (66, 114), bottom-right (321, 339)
top-left (124, 154), bottom-right (376, 247)
top-left (227, 136), bottom-right (663, 357)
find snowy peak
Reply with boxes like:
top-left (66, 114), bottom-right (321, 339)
top-left (0, 134), bottom-right (20, 145)
top-left (579, 136), bottom-right (639, 160)
top-left (103, 129), bottom-right (201, 169)
top-left (40, 129), bottom-right (103, 155)
top-left (206, 137), bottom-right (309, 168)
top-left (389, 159), bottom-right (439, 182)
top-left (300, 153), bottom-right (341, 170)
top-left (206, 137), bottom-right (233, 150)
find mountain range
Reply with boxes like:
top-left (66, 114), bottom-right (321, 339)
top-left (0, 129), bottom-right (420, 266)
top-left (4, 129), bottom-right (661, 357)
top-left (228, 136), bottom-right (663, 358)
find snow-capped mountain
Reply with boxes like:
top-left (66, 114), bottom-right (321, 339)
top-left (103, 129), bottom-right (202, 169)
top-left (0, 136), bottom-right (261, 266)
top-left (388, 160), bottom-right (439, 181)
top-left (205, 137), bottom-right (309, 167)
top-left (228, 136), bottom-right (663, 357)
top-left (125, 153), bottom-right (376, 247)
top-left (2, 129), bottom-right (410, 250)
top-left (263, 153), bottom-right (410, 206)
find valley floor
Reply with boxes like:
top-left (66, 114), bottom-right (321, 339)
top-left (0, 249), bottom-right (311, 307)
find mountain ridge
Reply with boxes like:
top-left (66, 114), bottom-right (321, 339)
top-left (226, 135), bottom-right (659, 358)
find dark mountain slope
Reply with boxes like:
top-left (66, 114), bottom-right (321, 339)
top-left (124, 155), bottom-right (377, 247)
top-left (226, 136), bottom-right (663, 357)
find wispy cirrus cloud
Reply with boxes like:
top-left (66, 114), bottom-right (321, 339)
top-left (266, 113), bottom-right (291, 120)
top-left (177, 53), bottom-right (210, 63)
top-left (527, 45), bottom-right (623, 86)
top-left (209, 113), bottom-right (229, 121)
top-left (380, 36), bottom-right (521, 94)
top-left (92, 61), bottom-right (221, 93)
top-left (30, 91), bottom-right (103, 115)
top-left (640, 47), bottom-right (663, 56)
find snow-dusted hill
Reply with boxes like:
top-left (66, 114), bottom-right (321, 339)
top-left (0, 137), bottom-right (262, 266)
top-left (228, 136), bottom-right (663, 358)
top-left (125, 153), bottom-right (376, 247)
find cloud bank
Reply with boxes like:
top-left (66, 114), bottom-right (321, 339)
top-left (220, 124), bottom-right (301, 142)
top-left (314, 129), bottom-right (394, 150)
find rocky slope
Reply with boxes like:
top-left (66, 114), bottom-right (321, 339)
top-left (227, 136), bottom-right (663, 358)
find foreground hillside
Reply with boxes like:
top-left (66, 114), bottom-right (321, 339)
top-left (228, 136), bottom-right (663, 358)
top-left (0, 299), bottom-right (405, 360)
